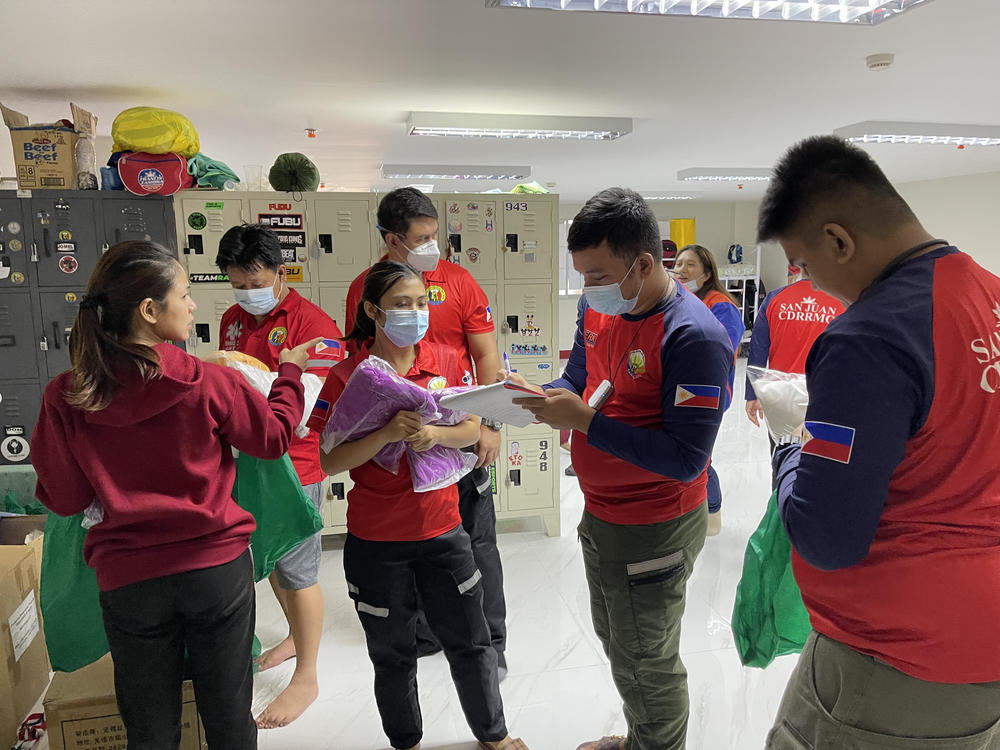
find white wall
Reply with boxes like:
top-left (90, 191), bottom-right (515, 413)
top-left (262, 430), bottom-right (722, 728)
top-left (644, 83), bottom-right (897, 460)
top-left (896, 171), bottom-right (1000, 275)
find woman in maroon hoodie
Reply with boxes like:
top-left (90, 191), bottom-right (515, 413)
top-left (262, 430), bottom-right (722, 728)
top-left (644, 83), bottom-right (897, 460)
top-left (31, 241), bottom-right (317, 750)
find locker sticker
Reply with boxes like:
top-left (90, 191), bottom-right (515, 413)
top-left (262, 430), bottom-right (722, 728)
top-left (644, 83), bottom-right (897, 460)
top-left (284, 265), bottom-right (304, 283)
top-left (7, 221), bottom-right (21, 234)
top-left (467, 202), bottom-right (479, 211)
top-left (56, 242), bottom-right (76, 253)
top-left (190, 273), bottom-right (230, 283)
top-left (58, 230), bottom-right (73, 241)
top-left (64, 292), bottom-right (77, 303)
top-left (8, 239), bottom-right (22, 251)
top-left (448, 202), bottom-right (460, 214)
top-left (1, 435), bottom-right (29, 462)
top-left (205, 201), bottom-right (225, 209)
top-left (58, 256), bottom-right (79, 274)
top-left (447, 221), bottom-right (462, 234)
top-left (188, 212), bottom-right (208, 230)
top-left (10, 271), bottom-right (24, 284)
top-left (467, 248), bottom-right (480, 263)
top-left (258, 213), bottom-right (303, 230)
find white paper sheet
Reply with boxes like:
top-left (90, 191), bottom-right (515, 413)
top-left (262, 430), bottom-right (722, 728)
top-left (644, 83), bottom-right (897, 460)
top-left (439, 381), bottom-right (546, 428)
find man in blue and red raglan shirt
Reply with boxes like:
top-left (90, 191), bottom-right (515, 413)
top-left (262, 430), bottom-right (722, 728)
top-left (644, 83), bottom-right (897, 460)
top-left (511, 188), bottom-right (733, 750)
top-left (758, 136), bottom-right (1000, 749)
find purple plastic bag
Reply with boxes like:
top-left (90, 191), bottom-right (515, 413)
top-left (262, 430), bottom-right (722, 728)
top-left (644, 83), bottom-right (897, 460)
top-left (320, 357), bottom-right (477, 491)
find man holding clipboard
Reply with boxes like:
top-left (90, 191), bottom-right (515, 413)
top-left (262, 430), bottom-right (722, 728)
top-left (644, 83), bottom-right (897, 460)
top-left (508, 189), bottom-right (733, 750)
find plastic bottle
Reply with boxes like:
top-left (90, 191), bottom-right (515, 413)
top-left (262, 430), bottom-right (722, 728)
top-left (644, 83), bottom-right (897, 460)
top-left (75, 136), bottom-right (99, 190)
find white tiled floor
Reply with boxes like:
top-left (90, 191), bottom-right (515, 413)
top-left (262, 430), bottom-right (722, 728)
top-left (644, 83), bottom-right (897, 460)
top-left (252, 361), bottom-right (798, 749)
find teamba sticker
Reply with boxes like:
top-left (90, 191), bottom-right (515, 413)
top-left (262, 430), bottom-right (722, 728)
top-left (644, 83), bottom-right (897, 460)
top-left (801, 421), bottom-right (855, 464)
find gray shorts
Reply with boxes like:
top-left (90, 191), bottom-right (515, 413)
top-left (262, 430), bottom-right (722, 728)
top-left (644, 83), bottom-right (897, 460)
top-left (273, 481), bottom-right (324, 590)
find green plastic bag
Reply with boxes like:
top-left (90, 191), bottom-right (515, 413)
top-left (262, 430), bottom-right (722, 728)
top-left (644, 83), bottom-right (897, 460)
top-left (233, 452), bottom-right (323, 582)
top-left (732, 491), bottom-right (812, 668)
top-left (40, 452), bottom-right (322, 672)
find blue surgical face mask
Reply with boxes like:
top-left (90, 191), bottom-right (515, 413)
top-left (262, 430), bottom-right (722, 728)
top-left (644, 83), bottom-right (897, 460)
top-left (377, 307), bottom-right (429, 347)
top-left (233, 274), bottom-right (283, 315)
top-left (583, 257), bottom-right (643, 316)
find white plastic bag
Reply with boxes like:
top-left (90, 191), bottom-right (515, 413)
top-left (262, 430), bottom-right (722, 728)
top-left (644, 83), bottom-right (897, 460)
top-left (746, 366), bottom-right (808, 442)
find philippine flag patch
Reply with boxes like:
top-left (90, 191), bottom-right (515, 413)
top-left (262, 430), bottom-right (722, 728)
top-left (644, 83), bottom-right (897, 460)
top-left (801, 421), bottom-right (855, 464)
top-left (674, 384), bottom-right (721, 409)
top-left (309, 398), bottom-right (331, 422)
top-left (314, 339), bottom-right (344, 358)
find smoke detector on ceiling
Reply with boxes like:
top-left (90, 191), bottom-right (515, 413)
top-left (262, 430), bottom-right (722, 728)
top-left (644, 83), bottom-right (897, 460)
top-left (866, 53), bottom-right (894, 71)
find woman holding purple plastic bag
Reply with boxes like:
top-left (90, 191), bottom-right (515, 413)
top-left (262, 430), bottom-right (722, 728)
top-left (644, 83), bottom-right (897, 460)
top-left (307, 261), bottom-right (528, 750)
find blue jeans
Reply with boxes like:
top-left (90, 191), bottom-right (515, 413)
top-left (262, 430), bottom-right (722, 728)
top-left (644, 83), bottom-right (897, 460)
top-left (707, 462), bottom-right (722, 514)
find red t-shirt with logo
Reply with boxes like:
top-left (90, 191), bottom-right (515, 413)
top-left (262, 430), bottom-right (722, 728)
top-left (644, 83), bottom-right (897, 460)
top-left (306, 342), bottom-right (464, 541)
top-left (344, 257), bottom-right (493, 385)
top-left (219, 289), bottom-right (344, 485)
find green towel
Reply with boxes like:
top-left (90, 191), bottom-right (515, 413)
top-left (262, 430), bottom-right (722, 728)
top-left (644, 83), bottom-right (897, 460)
top-left (186, 152), bottom-right (240, 190)
top-left (731, 491), bottom-right (812, 668)
top-left (40, 453), bottom-right (322, 672)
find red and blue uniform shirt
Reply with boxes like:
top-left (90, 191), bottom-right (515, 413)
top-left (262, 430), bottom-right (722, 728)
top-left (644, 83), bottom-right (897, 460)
top-left (773, 247), bottom-right (1000, 683)
top-left (306, 342), bottom-right (464, 542)
top-left (219, 288), bottom-right (344, 485)
top-left (345, 257), bottom-right (493, 385)
top-left (700, 288), bottom-right (744, 402)
top-left (745, 280), bottom-right (844, 400)
top-left (547, 284), bottom-right (733, 525)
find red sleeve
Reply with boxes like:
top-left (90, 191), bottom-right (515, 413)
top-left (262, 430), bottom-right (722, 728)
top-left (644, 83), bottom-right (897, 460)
top-left (306, 363), bottom-right (348, 433)
top-left (343, 272), bottom-right (366, 354)
top-left (215, 363), bottom-right (305, 460)
top-left (298, 307), bottom-right (346, 378)
top-left (31, 382), bottom-right (95, 517)
top-left (459, 272), bottom-right (494, 335)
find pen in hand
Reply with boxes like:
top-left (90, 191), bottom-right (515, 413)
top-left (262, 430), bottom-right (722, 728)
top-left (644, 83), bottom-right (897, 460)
top-left (503, 351), bottom-right (512, 376)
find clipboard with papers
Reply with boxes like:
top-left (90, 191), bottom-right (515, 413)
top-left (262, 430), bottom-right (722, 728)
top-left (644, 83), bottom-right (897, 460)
top-left (438, 381), bottom-right (546, 428)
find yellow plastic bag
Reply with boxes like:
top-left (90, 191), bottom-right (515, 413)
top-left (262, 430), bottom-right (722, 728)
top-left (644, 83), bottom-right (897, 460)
top-left (112, 106), bottom-right (200, 158)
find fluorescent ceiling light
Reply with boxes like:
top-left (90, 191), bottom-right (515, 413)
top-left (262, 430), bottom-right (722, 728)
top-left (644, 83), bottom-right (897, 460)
top-left (677, 168), bottom-right (771, 182)
top-left (641, 191), bottom-right (701, 200)
top-left (834, 121), bottom-right (1000, 146)
top-left (408, 112), bottom-right (632, 140)
top-left (381, 163), bottom-right (532, 180)
top-left (486, 0), bottom-right (934, 24)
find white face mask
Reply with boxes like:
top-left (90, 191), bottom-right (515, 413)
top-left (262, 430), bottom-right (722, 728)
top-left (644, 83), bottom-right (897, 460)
top-left (682, 277), bottom-right (703, 293)
top-left (377, 307), bottom-right (429, 347)
top-left (404, 239), bottom-right (440, 272)
top-left (583, 257), bottom-right (643, 316)
top-left (233, 274), bottom-right (283, 315)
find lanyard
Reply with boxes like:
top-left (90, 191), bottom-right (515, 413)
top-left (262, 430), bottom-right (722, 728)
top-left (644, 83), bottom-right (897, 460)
top-left (868, 238), bottom-right (948, 290)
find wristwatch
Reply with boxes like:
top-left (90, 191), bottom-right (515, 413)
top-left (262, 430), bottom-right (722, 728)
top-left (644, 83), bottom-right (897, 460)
top-left (481, 418), bottom-right (502, 432)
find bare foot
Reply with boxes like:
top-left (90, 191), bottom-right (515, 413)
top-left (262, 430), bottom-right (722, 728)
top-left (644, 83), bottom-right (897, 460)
top-left (256, 635), bottom-right (296, 672)
top-left (255, 674), bottom-right (319, 729)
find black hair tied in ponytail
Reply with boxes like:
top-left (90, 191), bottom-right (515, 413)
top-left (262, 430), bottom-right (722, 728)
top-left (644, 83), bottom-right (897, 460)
top-left (66, 241), bottom-right (180, 411)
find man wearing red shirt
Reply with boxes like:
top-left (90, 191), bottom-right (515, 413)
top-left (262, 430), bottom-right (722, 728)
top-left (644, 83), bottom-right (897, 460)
top-left (216, 224), bottom-right (345, 729)
top-left (338, 188), bottom-right (509, 673)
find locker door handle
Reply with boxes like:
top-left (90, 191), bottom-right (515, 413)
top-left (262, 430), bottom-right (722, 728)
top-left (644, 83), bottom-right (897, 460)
top-left (329, 482), bottom-right (345, 500)
top-left (505, 315), bottom-right (519, 334)
top-left (0, 335), bottom-right (14, 347)
top-left (318, 234), bottom-right (333, 254)
top-left (43, 228), bottom-right (52, 257)
top-left (51, 321), bottom-right (61, 350)
top-left (30, 243), bottom-right (39, 263)
top-left (195, 323), bottom-right (211, 343)
top-left (508, 469), bottom-right (521, 487)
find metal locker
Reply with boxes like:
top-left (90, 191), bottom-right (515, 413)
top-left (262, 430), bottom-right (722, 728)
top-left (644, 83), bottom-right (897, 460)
top-left (38, 291), bottom-right (83, 379)
top-left (0, 198), bottom-right (31, 290)
top-left (0, 293), bottom-right (39, 380)
top-left (500, 199), bottom-right (554, 280)
top-left (30, 195), bottom-right (99, 287)
top-left (443, 198), bottom-right (498, 284)
top-left (249, 198), bottom-right (310, 285)
top-left (321, 473), bottom-right (352, 532)
top-left (502, 431), bottom-right (556, 511)
top-left (188, 287), bottom-right (237, 357)
top-left (0, 382), bottom-right (41, 466)
top-left (313, 199), bottom-right (376, 284)
top-left (101, 197), bottom-right (174, 249)
top-left (178, 196), bottom-right (247, 280)
top-left (318, 285), bottom-right (353, 335)
top-left (500, 283), bottom-right (554, 365)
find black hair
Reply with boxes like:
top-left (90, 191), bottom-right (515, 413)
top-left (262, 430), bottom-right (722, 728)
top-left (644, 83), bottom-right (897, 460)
top-left (376, 187), bottom-right (438, 240)
top-left (66, 241), bottom-right (180, 411)
top-left (215, 224), bottom-right (283, 272)
top-left (567, 188), bottom-right (662, 262)
top-left (757, 135), bottom-right (917, 244)
top-left (344, 261), bottom-right (423, 344)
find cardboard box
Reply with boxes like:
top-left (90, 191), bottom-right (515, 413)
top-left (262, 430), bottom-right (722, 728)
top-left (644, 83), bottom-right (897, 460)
top-left (0, 514), bottom-right (48, 746)
top-left (0, 102), bottom-right (96, 190)
top-left (45, 654), bottom-right (206, 750)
